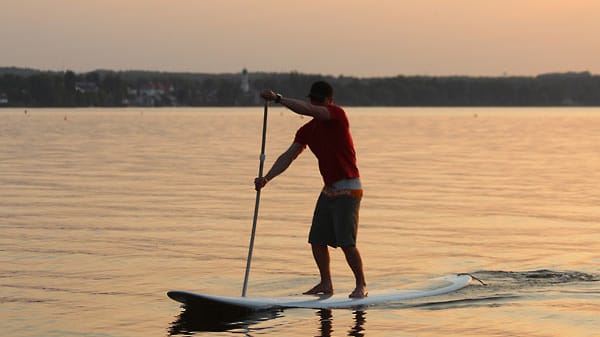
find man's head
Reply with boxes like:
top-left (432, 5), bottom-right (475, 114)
top-left (307, 81), bottom-right (333, 105)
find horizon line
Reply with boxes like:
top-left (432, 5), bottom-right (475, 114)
top-left (0, 66), bottom-right (596, 79)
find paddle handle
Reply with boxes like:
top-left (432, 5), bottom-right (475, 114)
top-left (242, 100), bottom-right (268, 297)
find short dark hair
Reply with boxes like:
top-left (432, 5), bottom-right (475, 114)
top-left (307, 81), bottom-right (333, 103)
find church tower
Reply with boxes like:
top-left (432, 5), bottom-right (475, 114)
top-left (240, 68), bottom-right (250, 93)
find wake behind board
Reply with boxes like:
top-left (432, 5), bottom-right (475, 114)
top-left (167, 274), bottom-right (471, 312)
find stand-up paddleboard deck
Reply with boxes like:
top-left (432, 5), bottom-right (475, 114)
top-left (168, 274), bottom-right (471, 311)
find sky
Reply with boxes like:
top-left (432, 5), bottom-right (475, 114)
top-left (1, 0), bottom-right (599, 77)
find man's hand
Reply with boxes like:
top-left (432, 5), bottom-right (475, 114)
top-left (254, 177), bottom-right (269, 191)
top-left (260, 90), bottom-right (277, 101)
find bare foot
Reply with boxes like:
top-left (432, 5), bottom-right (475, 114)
top-left (303, 282), bottom-right (333, 295)
top-left (349, 285), bottom-right (368, 298)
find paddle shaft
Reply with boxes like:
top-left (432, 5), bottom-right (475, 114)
top-left (242, 101), bottom-right (268, 297)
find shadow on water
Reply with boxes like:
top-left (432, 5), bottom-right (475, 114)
top-left (168, 305), bottom-right (282, 335)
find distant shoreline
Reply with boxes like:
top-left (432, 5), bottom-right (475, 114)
top-left (1, 67), bottom-right (599, 107)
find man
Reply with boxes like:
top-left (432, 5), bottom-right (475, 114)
top-left (255, 81), bottom-right (367, 298)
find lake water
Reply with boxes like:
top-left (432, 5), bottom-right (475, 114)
top-left (1, 107), bottom-right (599, 337)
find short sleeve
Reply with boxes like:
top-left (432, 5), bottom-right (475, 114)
top-left (294, 121), bottom-right (312, 145)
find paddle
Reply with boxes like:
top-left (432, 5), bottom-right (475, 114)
top-left (242, 100), bottom-right (269, 297)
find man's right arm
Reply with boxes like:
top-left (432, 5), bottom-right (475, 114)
top-left (278, 97), bottom-right (330, 120)
top-left (260, 90), bottom-right (330, 121)
top-left (255, 142), bottom-right (305, 191)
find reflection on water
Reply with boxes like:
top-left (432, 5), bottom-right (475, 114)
top-left (317, 309), bottom-right (366, 337)
top-left (316, 309), bottom-right (333, 337)
top-left (169, 307), bottom-right (367, 337)
top-left (349, 310), bottom-right (366, 337)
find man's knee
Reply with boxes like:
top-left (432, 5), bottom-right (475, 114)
top-left (341, 245), bottom-right (358, 254)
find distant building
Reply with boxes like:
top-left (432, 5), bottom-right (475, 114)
top-left (126, 81), bottom-right (177, 106)
top-left (75, 82), bottom-right (99, 94)
top-left (0, 93), bottom-right (8, 104)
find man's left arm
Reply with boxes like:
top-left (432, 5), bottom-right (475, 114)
top-left (254, 142), bottom-right (305, 191)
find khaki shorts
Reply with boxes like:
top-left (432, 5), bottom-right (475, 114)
top-left (308, 190), bottom-right (362, 248)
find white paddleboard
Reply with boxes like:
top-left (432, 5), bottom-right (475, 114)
top-left (168, 274), bottom-right (471, 311)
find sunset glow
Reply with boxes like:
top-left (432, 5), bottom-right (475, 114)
top-left (1, 0), bottom-right (599, 76)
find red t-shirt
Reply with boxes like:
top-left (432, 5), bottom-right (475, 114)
top-left (294, 104), bottom-right (360, 186)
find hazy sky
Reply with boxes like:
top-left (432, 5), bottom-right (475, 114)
top-left (1, 0), bottom-right (599, 77)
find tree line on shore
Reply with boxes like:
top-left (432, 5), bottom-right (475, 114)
top-left (0, 67), bottom-right (599, 107)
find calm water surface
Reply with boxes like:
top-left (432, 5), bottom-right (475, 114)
top-left (1, 107), bottom-right (599, 336)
